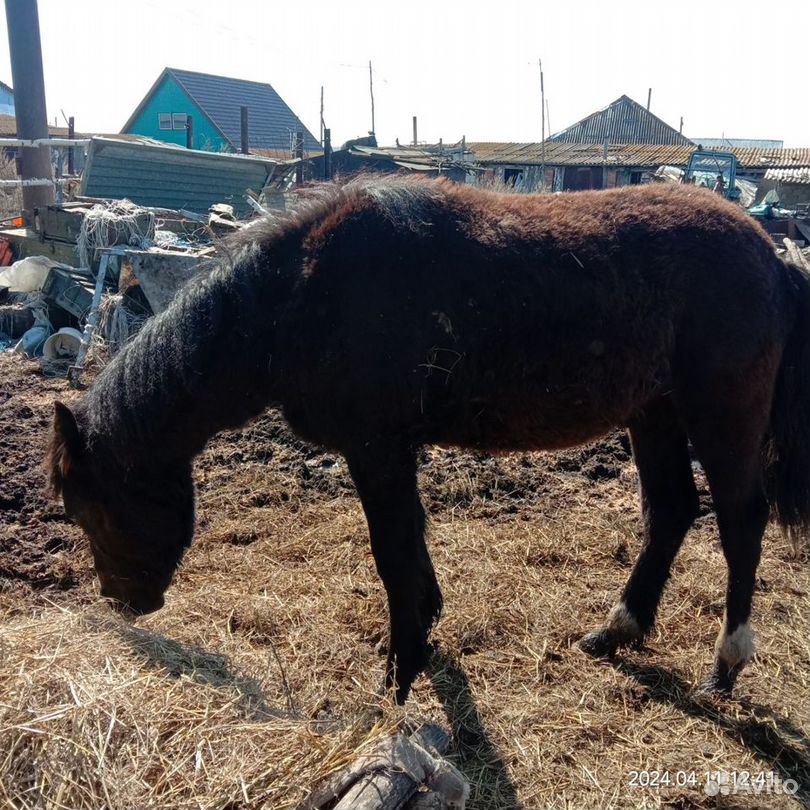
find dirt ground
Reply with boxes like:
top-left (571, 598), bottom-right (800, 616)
top-left (1, 349), bottom-right (808, 809)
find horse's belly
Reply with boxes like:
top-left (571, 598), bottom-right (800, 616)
top-left (424, 357), bottom-right (668, 452)
top-left (431, 393), bottom-right (629, 451)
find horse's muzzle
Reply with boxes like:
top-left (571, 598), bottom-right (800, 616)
top-left (102, 584), bottom-right (165, 617)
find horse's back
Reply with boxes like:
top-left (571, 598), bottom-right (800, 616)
top-left (273, 180), bottom-right (786, 452)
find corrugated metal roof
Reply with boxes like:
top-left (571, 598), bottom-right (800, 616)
top-left (547, 95), bottom-right (693, 146)
top-left (732, 147), bottom-right (810, 168)
top-left (167, 68), bottom-right (320, 154)
top-left (81, 136), bottom-right (293, 214)
top-left (693, 138), bottom-right (784, 149)
top-left (467, 142), bottom-right (810, 170)
top-left (763, 167), bottom-right (810, 185)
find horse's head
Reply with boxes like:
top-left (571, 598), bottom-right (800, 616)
top-left (48, 401), bottom-right (194, 616)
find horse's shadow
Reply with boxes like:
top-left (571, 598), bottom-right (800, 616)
top-left (114, 622), bottom-right (289, 721)
top-left (427, 647), bottom-right (521, 810)
top-left (612, 656), bottom-right (810, 809)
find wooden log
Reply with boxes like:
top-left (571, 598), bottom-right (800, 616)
top-left (307, 723), bottom-right (467, 810)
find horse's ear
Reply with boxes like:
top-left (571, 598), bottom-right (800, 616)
top-left (50, 401), bottom-right (83, 490)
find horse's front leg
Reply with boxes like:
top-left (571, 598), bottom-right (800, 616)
top-left (346, 442), bottom-right (442, 703)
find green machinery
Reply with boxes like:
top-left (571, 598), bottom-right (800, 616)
top-left (684, 150), bottom-right (740, 201)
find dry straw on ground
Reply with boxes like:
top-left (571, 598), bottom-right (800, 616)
top-left (0, 352), bottom-right (807, 809)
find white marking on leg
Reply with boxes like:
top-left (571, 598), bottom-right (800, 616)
top-left (715, 622), bottom-right (755, 668)
top-left (606, 601), bottom-right (641, 639)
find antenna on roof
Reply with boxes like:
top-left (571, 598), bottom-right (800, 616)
top-left (368, 61), bottom-right (375, 136)
top-left (320, 86), bottom-right (324, 146)
top-left (647, 88), bottom-right (652, 111)
top-left (539, 58), bottom-right (546, 191)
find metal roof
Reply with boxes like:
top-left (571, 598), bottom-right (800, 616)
top-left (547, 95), bottom-right (693, 146)
top-left (81, 136), bottom-right (294, 214)
top-left (763, 167), bottom-right (810, 185)
top-left (168, 68), bottom-right (320, 154)
top-left (467, 142), bottom-right (810, 170)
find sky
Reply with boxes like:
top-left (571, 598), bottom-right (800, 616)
top-left (1, 0), bottom-right (808, 149)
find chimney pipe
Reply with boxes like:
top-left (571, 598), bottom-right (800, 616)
top-left (240, 106), bottom-right (249, 154)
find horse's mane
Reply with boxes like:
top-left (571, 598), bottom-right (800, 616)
top-left (66, 174), bottom-right (449, 472)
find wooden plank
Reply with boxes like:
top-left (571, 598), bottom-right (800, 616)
top-left (784, 238), bottom-right (810, 273)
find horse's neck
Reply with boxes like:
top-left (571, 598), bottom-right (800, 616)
top-left (90, 250), bottom-right (285, 466)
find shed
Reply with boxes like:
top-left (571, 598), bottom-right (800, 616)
top-left (81, 136), bottom-right (296, 215)
top-left (756, 167), bottom-right (810, 208)
top-left (467, 142), bottom-right (810, 194)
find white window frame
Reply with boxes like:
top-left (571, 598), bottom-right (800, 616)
top-left (172, 113), bottom-right (188, 131)
top-left (158, 113), bottom-right (172, 131)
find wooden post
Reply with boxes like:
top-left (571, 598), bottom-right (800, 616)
top-left (67, 116), bottom-right (75, 175)
top-left (68, 252), bottom-right (111, 387)
top-left (412, 116), bottom-right (417, 147)
top-left (602, 137), bottom-right (609, 189)
top-left (185, 114), bottom-right (194, 149)
top-left (323, 128), bottom-right (332, 180)
top-left (240, 106), bottom-right (249, 154)
top-left (295, 130), bottom-right (303, 185)
top-left (4, 0), bottom-right (54, 212)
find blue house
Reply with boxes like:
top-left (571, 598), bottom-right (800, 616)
top-left (122, 68), bottom-right (320, 156)
top-left (0, 81), bottom-right (15, 116)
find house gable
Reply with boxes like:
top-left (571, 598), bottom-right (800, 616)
top-left (123, 71), bottom-right (232, 151)
top-left (548, 95), bottom-right (693, 146)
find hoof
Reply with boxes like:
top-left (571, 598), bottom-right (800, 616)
top-left (698, 661), bottom-right (739, 697)
top-left (578, 628), bottom-right (619, 658)
top-left (385, 643), bottom-right (433, 705)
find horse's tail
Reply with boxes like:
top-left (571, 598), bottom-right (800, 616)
top-left (764, 257), bottom-right (810, 549)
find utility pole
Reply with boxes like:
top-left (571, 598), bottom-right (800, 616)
top-left (368, 60), bottom-right (375, 135)
top-left (320, 86), bottom-right (324, 146)
top-left (5, 0), bottom-right (54, 212)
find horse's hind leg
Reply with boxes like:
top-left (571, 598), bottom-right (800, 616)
top-left (345, 442), bottom-right (442, 704)
top-left (686, 408), bottom-right (770, 694)
top-left (580, 398), bottom-right (699, 657)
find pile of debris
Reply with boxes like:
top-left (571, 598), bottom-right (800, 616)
top-left (0, 196), bottom-right (249, 382)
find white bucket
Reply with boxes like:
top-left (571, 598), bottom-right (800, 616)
top-left (42, 327), bottom-right (84, 361)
